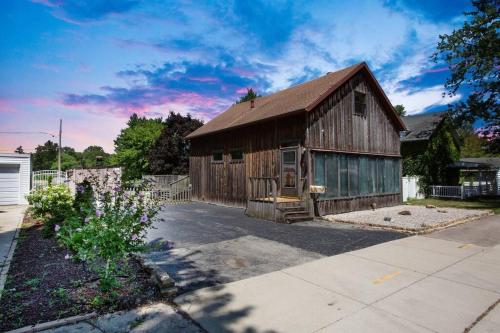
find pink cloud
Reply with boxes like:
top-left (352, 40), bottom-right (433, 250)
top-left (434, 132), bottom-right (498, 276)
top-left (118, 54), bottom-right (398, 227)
top-left (423, 66), bottom-right (450, 74)
top-left (235, 87), bottom-right (248, 94)
top-left (188, 76), bottom-right (219, 83)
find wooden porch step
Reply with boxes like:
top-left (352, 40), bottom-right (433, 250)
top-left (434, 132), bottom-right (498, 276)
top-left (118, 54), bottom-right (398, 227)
top-left (282, 209), bottom-right (313, 224)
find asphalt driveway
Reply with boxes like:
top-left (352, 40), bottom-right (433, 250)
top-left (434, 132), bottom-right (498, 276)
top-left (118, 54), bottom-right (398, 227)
top-left (146, 202), bottom-right (405, 293)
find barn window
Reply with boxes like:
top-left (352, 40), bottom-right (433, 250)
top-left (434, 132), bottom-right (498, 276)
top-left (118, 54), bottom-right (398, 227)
top-left (354, 91), bottom-right (367, 117)
top-left (212, 151), bottom-right (223, 162)
top-left (230, 149), bottom-right (243, 161)
top-left (313, 152), bottom-right (400, 198)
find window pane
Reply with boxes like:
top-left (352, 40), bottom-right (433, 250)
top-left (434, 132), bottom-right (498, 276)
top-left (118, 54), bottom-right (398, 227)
top-left (326, 154), bottom-right (338, 197)
top-left (348, 155), bottom-right (359, 196)
top-left (314, 153), bottom-right (325, 186)
top-left (359, 156), bottom-right (368, 194)
top-left (369, 157), bottom-right (377, 193)
top-left (386, 159), bottom-right (393, 192)
top-left (354, 91), bottom-right (367, 116)
top-left (340, 155), bottom-right (348, 196)
top-left (230, 150), bottom-right (243, 160)
top-left (394, 159), bottom-right (400, 192)
top-left (283, 151), bottom-right (296, 164)
top-left (377, 158), bottom-right (384, 193)
top-left (212, 152), bottom-right (223, 161)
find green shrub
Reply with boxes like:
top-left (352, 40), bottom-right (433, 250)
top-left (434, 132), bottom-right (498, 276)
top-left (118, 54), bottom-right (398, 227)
top-left (56, 172), bottom-right (159, 292)
top-left (26, 185), bottom-right (74, 236)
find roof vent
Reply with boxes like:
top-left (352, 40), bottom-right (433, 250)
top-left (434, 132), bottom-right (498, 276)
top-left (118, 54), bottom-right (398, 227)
top-left (250, 99), bottom-right (255, 108)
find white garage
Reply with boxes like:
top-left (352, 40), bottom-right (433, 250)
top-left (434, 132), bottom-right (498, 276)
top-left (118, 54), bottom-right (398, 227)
top-left (0, 153), bottom-right (31, 205)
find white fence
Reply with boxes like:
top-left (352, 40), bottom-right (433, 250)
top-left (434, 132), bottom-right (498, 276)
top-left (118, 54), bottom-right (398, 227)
top-left (430, 182), bottom-right (497, 199)
top-left (32, 170), bottom-right (68, 190)
top-left (402, 176), bottom-right (424, 202)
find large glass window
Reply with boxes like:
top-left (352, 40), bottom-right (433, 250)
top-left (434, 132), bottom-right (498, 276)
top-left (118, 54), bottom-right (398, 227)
top-left (313, 152), bottom-right (400, 198)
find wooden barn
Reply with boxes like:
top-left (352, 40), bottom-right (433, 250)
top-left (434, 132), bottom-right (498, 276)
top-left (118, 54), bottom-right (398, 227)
top-left (186, 62), bottom-right (406, 222)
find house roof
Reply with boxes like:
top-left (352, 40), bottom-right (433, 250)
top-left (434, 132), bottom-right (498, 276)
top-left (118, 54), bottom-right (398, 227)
top-left (460, 158), bottom-right (500, 169)
top-left (187, 62), bottom-right (405, 139)
top-left (400, 111), bottom-right (447, 142)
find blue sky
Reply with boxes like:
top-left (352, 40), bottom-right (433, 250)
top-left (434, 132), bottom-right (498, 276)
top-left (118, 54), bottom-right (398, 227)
top-left (0, 0), bottom-right (472, 152)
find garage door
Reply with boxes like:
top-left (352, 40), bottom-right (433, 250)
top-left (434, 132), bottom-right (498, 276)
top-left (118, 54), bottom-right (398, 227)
top-left (0, 164), bottom-right (20, 205)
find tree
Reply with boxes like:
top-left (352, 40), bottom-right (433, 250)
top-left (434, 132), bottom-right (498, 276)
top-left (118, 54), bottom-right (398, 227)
top-left (432, 0), bottom-right (499, 148)
top-left (14, 146), bottom-right (24, 154)
top-left (148, 112), bottom-right (203, 175)
top-left (32, 140), bottom-right (59, 171)
top-left (113, 114), bottom-right (164, 180)
top-left (50, 153), bottom-right (80, 171)
top-left (82, 146), bottom-right (110, 168)
top-left (394, 105), bottom-right (406, 117)
top-left (236, 88), bottom-right (260, 104)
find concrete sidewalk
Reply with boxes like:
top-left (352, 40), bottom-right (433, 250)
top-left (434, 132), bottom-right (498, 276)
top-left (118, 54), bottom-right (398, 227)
top-left (177, 216), bottom-right (500, 333)
top-left (0, 205), bottom-right (27, 293)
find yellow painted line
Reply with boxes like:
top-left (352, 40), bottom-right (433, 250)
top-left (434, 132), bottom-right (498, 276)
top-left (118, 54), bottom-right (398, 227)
top-left (459, 243), bottom-right (474, 249)
top-left (373, 271), bottom-right (401, 285)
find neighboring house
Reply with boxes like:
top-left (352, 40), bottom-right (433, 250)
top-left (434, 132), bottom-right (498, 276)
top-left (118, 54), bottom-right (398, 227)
top-left (187, 62), bottom-right (406, 221)
top-left (0, 153), bottom-right (31, 205)
top-left (448, 158), bottom-right (500, 195)
top-left (400, 111), bottom-right (460, 158)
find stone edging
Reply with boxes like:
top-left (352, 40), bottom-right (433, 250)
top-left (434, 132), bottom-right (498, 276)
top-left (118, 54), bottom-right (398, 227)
top-left (133, 253), bottom-right (178, 298)
top-left (0, 208), bottom-right (27, 294)
top-left (6, 312), bottom-right (97, 333)
top-left (326, 210), bottom-right (493, 235)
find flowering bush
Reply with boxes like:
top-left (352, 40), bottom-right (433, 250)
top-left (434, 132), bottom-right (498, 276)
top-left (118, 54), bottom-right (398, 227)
top-left (57, 172), bottom-right (160, 291)
top-left (26, 185), bottom-right (74, 236)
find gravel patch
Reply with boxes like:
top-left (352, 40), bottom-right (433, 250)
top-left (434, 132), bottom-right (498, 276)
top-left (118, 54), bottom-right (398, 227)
top-left (324, 205), bottom-right (491, 232)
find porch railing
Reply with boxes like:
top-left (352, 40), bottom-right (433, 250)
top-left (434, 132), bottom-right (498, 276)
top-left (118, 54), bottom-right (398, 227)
top-left (247, 177), bottom-right (278, 221)
top-left (430, 183), bottom-right (497, 200)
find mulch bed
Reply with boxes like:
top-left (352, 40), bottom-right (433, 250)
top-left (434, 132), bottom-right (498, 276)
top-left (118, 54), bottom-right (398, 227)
top-left (0, 214), bottom-right (162, 332)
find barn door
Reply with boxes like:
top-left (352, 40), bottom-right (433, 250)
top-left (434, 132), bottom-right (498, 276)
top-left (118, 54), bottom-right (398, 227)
top-left (281, 148), bottom-right (298, 197)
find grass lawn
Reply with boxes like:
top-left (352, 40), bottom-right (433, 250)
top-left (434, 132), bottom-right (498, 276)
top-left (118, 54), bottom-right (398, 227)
top-left (407, 196), bottom-right (500, 214)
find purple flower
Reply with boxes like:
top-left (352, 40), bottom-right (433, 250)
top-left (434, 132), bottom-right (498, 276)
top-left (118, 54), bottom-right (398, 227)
top-left (84, 217), bottom-right (90, 224)
top-left (76, 185), bottom-right (84, 193)
top-left (54, 224), bottom-right (61, 232)
top-left (96, 209), bottom-right (103, 217)
top-left (140, 214), bottom-right (148, 224)
top-left (139, 192), bottom-right (144, 198)
top-left (131, 234), bottom-right (138, 241)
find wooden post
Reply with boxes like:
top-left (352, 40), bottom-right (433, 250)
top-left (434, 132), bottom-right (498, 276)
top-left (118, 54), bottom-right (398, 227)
top-left (272, 178), bottom-right (277, 222)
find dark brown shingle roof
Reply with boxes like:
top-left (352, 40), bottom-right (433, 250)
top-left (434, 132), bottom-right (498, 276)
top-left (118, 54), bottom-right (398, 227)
top-left (187, 62), bottom-right (405, 139)
top-left (400, 111), bottom-right (447, 142)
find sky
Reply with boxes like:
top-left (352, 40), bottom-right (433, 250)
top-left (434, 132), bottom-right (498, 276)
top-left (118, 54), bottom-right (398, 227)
top-left (0, 0), bottom-right (473, 153)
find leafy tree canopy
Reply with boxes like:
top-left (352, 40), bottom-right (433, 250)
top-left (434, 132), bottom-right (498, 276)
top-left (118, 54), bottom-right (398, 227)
top-left (82, 145), bottom-right (111, 168)
top-left (394, 105), bottom-right (406, 117)
top-left (113, 114), bottom-right (164, 180)
top-left (236, 88), bottom-right (260, 104)
top-left (32, 140), bottom-right (59, 171)
top-left (148, 112), bottom-right (203, 175)
top-left (432, 0), bottom-right (499, 146)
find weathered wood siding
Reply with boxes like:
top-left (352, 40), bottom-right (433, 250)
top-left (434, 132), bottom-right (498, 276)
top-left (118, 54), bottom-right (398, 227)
top-left (189, 114), bottom-right (305, 207)
top-left (306, 71), bottom-right (400, 154)
top-left (306, 71), bottom-right (402, 215)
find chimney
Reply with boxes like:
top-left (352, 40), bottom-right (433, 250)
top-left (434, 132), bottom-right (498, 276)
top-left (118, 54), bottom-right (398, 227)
top-left (250, 99), bottom-right (255, 108)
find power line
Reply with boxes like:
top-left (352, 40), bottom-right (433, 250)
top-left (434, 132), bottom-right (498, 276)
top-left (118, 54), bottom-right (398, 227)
top-left (0, 131), bottom-right (56, 137)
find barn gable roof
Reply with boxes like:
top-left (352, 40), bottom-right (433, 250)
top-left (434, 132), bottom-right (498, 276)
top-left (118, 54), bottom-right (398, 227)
top-left (187, 62), bottom-right (405, 139)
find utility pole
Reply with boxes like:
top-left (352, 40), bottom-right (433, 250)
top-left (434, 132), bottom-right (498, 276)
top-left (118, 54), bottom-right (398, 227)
top-left (58, 119), bottom-right (62, 174)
